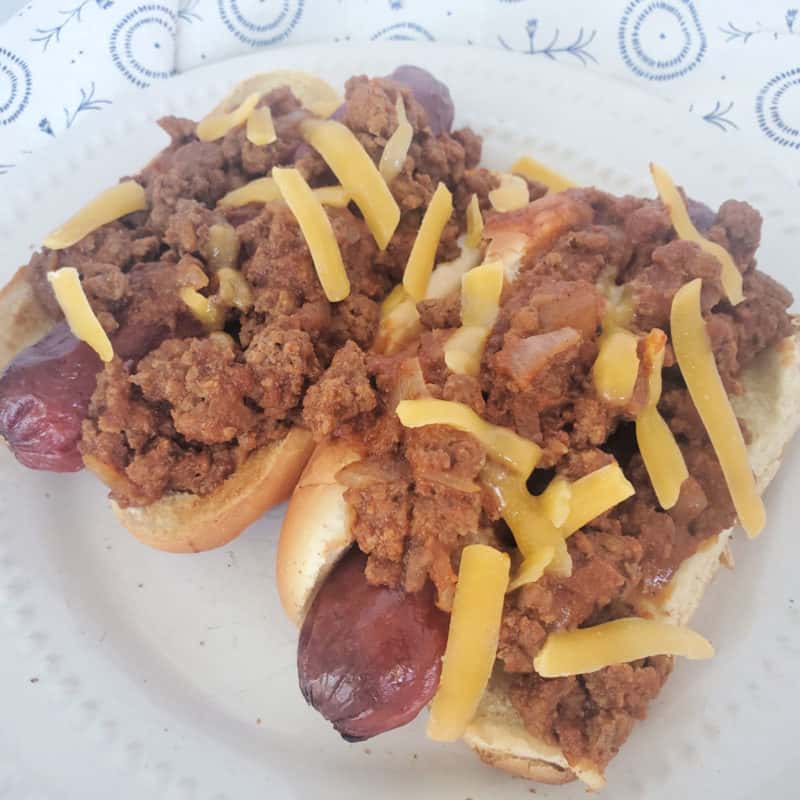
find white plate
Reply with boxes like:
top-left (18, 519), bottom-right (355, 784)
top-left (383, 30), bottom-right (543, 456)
top-left (1, 43), bottom-right (798, 800)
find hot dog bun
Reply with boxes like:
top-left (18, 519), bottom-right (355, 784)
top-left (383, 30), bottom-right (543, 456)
top-left (276, 325), bottom-right (800, 787)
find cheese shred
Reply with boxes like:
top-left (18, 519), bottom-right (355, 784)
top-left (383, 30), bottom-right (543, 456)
top-left (427, 545), bottom-right (510, 741)
top-left (47, 268), bottom-right (114, 361)
top-left (650, 163), bottom-right (744, 305)
top-left (272, 167), bottom-right (350, 302)
top-left (534, 618), bottom-right (714, 678)
top-left (670, 279), bottom-right (765, 536)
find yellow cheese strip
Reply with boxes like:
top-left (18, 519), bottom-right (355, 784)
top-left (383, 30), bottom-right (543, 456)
top-left (380, 283), bottom-right (409, 319)
top-left (481, 463), bottom-right (571, 576)
top-left (245, 106), bottom-right (277, 146)
top-left (635, 329), bottom-right (688, 509)
top-left (218, 178), bottom-right (349, 209)
top-left (488, 173), bottom-right (529, 213)
top-left (560, 462), bottom-right (635, 536)
top-left (460, 260), bottom-right (504, 327)
top-left (272, 167), bottom-right (350, 303)
top-left (540, 475), bottom-right (571, 528)
top-left (379, 96), bottom-right (413, 184)
top-left (47, 268), bottom-right (113, 362)
top-left (443, 260), bottom-right (504, 375)
top-left (427, 544), bottom-right (510, 741)
top-left (376, 244), bottom-right (481, 354)
top-left (511, 155), bottom-right (575, 193)
top-left (301, 118), bottom-right (400, 250)
top-left (443, 326), bottom-right (489, 376)
top-left (403, 182), bottom-right (454, 301)
top-left (396, 399), bottom-right (541, 476)
top-left (508, 546), bottom-right (555, 593)
top-left (650, 163), bottom-right (743, 305)
top-left (593, 328), bottom-right (640, 405)
top-left (312, 185), bottom-right (351, 208)
top-left (533, 618), bottom-right (714, 678)
top-left (43, 181), bottom-right (147, 250)
top-left (197, 92), bottom-right (260, 142)
top-left (218, 177), bottom-right (280, 207)
top-left (180, 287), bottom-right (225, 331)
top-left (671, 279), bottom-right (765, 536)
top-left (465, 194), bottom-right (484, 249)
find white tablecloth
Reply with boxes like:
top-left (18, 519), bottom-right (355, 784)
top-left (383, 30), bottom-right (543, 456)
top-left (1, 0), bottom-right (798, 180)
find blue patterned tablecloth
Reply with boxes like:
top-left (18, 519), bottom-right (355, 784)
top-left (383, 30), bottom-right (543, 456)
top-left (0, 1), bottom-right (798, 180)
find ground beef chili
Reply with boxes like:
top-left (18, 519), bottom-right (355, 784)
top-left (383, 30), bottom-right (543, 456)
top-left (320, 186), bottom-right (793, 772)
top-left (7, 71), bottom-right (488, 507)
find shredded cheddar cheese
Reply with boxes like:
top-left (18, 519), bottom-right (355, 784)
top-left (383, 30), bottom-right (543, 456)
top-left (427, 545), bottom-right (510, 741)
top-left (671, 279), bottom-right (765, 536)
top-left (197, 92), bottom-right (261, 142)
top-left (481, 463), bottom-right (572, 577)
top-left (635, 329), bottom-right (688, 509)
top-left (540, 476), bottom-right (571, 528)
top-left (376, 244), bottom-right (481, 354)
top-left (508, 546), bottom-right (555, 593)
top-left (593, 327), bottom-right (640, 406)
top-left (43, 181), bottom-right (147, 250)
top-left (534, 618), bottom-right (714, 678)
top-left (245, 106), bottom-right (277, 146)
top-left (218, 177), bottom-right (349, 209)
top-left (650, 163), bottom-right (743, 305)
top-left (396, 399), bottom-right (541, 476)
top-left (488, 173), bottom-right (529, 213)
top-left (443, 260), bottom-right (504, 376)
top-left (180, 287), bottom-right (225, 331)
top-left (47, 267), bottom-right (114, 362)
top-left (311, 185), bottom-right (351, 208)
top-left (511, 155), bottom-right (575, 193)
top-left (402, 182), bottom-right (454, 301)
top-left (272, 167), bottom-right (350, 303)
top-left (465, 194), bottom-right (484, 249)
top-left (560, 462), bottom-right (635, 537)
top-left (301, 118), bottom-right (400, 250)
top-left (379, 96), bottom-right (413, 184)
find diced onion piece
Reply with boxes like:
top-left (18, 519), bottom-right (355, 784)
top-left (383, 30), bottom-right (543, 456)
top-left (593, 328), bottom-right (640, 405)
top-left (427, 545), bottom-right (510, 741)
top-left (540, 476), bottom-right (572, 528)
top-left (511, 155), bottom-right (575, 193)
top-left (204, 223), bottom-right (240, 271)
top-left (272, 167), bottom-right (350, 303)
top-left (508, 546), bottom-right (555, 593)
top-left (465, 194), bottom-right (484, 249)
top-left (443, 326), bottom-right (489, 376)
top-left (301, 118), bottom-right (400, 250)
top-left (197, 92), bottom-right (260, 142)
top-left (483, 463), bottom-right (571, 576)
top-left (379, 96), bottom-right (413, 184)
top-left (561, 462), bottom-right (635, 536)
top-left (425, 243), bottom-right (482, 298)
top-left (46, 267), bottom-right (113, 362)
top-left (670, 279), bottom-right (764, 536)
top-left (489, 173), bottom-right (529, 213)
top-left (216, 267), bottom-right (253, 311)
top-left (180, 287), bottom-right (225, 331)
top-left (43, 181), bottom-right (147, 250)
top-left (218, 177), bottom-right (280, 208)
top-left (635, 328), bottom-right (688, 509)
top-left (245, 106), bottom-right (276, 146)
top-left (312, 185), bottom-right (351, 208)
top-left (396, 399), bottom-right (541, 476)
top-left (460, 260), bottom-right (504, 328)
top-left (403, 182), bottom-right (454, 301)
top-left (650, 163), bottom-right (743, 305)
top-left (534, 618), bottom-right (714, 678)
